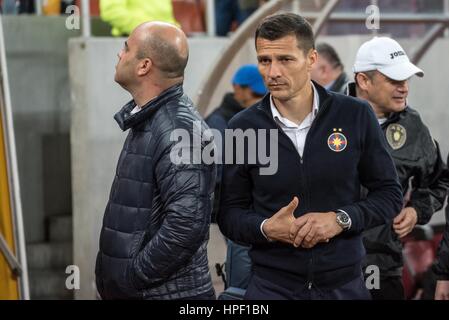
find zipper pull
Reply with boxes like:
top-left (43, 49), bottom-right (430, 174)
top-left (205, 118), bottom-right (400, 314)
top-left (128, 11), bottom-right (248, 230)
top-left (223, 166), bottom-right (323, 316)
top-left (308, 282), bottom-right (313, 290)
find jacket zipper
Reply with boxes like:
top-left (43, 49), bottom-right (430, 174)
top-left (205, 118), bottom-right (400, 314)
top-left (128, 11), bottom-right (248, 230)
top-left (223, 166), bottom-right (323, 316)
top-left (303, 98), bottom-right (331, 291)
top-left (307, 254), bottom-right (314, 290)
top-left (260, 94), bottom-right (332, 290)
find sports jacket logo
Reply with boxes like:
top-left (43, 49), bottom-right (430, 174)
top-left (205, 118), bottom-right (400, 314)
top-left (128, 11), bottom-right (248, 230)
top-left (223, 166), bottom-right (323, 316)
top-left (328, 129), bottom-right (347, 152)
top-left (386, 123), bottom-right (407, 150)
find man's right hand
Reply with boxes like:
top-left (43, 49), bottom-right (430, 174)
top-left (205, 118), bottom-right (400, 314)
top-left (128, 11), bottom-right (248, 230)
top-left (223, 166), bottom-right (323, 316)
top-left (262, 197), bottom-right (299, 243)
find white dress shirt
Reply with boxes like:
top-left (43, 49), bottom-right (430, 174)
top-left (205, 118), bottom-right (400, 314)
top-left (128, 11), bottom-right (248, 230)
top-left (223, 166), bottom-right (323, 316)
top-left (269, 82), bottom-right (320, 158)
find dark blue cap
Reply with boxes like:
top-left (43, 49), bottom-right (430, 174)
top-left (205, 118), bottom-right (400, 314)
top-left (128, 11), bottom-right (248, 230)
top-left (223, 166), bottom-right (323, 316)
top-left (232, 64), bottom-right (267, 95)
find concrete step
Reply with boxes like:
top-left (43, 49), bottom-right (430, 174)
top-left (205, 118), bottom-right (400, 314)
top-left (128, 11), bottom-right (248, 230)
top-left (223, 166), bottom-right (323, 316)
top-left (48, 215), bottom-right (72, 242)
top-left (27, 242), bottom-right (72, 269)
top-left (29, 269), bottom-right (74, 300)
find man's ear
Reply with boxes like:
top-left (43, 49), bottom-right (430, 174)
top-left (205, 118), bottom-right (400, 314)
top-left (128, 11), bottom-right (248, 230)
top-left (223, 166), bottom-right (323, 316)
top-left (137, 58), bottom-right (152, 76)
top-left (356, 73), bottom-right (370, 91)
top-left (307, 49), bottom-right (318, 72)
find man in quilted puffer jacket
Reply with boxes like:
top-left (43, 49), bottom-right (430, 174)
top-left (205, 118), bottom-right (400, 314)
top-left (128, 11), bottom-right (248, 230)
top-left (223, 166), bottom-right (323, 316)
top-left (95, 21), bottom-right (216, 300)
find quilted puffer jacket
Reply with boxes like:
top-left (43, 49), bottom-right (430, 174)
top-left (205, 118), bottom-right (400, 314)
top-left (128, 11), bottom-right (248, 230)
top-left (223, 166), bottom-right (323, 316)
top-left (95, 83), bottom-right (216, 300)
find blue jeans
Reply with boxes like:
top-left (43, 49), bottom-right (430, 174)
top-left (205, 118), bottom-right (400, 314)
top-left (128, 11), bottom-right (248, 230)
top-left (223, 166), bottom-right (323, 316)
top-left (225, 240), bottom-right (252, 289)
top-left (215, 0), bottom-right (255, 36)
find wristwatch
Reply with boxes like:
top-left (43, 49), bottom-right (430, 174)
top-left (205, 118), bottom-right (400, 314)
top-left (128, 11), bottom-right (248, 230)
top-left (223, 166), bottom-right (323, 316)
top-left (336, 210), bottom-right (352, 231)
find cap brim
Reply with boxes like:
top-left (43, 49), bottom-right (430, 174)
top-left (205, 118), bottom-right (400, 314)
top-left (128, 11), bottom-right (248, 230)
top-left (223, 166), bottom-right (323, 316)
top-left (378, 61), bottom-right (424, 81)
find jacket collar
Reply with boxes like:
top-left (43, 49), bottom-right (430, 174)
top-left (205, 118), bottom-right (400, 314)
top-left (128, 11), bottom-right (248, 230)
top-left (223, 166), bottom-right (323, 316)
top-left (346, 81), bottom-right (356, 97)
top-left (114, 83), bottom-right (184, 131)
top-left (382, 107), bottom-right (409, 127)
top-left (329, 72), bottom-right (349, 93)
top-left (256, 81), bottom-right (332, 154)
top-left (217, 93), bottom-right (244, 123)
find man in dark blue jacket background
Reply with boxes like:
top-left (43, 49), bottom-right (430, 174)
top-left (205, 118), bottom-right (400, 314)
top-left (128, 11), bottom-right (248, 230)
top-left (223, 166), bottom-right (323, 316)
top-left (217, 13), bottom-right (403, 300)
top-left (206, 64), bottom-right (267, 291)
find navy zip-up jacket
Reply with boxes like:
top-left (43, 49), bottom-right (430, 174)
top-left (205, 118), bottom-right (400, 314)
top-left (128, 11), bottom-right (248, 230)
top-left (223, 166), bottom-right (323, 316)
top-left (217, 82), bottom-right (403, 289)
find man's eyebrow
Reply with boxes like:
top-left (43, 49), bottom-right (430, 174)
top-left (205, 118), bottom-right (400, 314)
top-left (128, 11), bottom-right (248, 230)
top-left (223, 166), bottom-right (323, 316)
top-left (277, 54), bottom-right (295, 59)
top-left (124, 41), bottom-right (129, 49)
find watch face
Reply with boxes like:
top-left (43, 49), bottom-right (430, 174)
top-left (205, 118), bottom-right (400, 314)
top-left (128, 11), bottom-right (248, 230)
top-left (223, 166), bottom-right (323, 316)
top-left (339, 214), bottom-right (349, 223)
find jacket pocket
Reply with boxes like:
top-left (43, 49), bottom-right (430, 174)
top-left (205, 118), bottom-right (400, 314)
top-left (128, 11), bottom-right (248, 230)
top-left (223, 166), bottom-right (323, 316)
top-left (130, 232), bottom-right (146, 257)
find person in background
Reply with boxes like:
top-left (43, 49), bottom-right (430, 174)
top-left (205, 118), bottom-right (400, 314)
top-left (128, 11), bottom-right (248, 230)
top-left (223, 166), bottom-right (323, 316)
top-left (206, 64), bottom-right (267, 147)
top-left (215, 0), bottom-right (261, 36)
top-left (206, 64), bottom-right (266, 290)
top-left (433, 165), bottom-right (449, 300)
top-left (311, 42), bottom-right (349, 94)
top-left (348, 36), bottom-right (449, 300)
top-left (100, 0), bottom-right (179, 37)
top-left (2, 0), bottom-right (19, 14)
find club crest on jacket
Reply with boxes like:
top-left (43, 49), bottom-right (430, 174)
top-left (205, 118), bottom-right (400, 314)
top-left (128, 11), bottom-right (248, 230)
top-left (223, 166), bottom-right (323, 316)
top-left (328, 128), bottom-right (347, 152)
top-left (386, 123), bottom-right (407, 150)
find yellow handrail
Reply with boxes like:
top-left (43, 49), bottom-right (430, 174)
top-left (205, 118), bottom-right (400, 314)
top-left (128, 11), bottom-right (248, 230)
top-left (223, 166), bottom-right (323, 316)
top-left (0, 111), bottom-right (19, 300)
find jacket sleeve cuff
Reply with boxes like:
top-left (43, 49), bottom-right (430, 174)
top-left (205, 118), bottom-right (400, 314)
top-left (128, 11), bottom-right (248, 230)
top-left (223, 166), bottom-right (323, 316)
top-left (252, 216), bottom-right (273, 243)
top-left (436, 274), bottom-right (449, 281)
top-left (336, 205), bottom-right (363, 234)
top-left (432, 263), bottom-right (449, 281)
top-left (409, 204), bottom-right (428, 225)
top-left (260, 219), bottom-right (269, 240)
top-left (260, 219), bottom-right (276, 242)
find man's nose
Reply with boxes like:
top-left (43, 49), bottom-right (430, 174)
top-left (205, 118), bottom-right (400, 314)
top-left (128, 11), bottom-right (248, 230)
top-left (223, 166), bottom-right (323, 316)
top-left (397, 80), bottom-right (408, 93)
top-left (268, 61), bottom-right (281, 78)
top-left (117, 49), bottom-right (124, 60)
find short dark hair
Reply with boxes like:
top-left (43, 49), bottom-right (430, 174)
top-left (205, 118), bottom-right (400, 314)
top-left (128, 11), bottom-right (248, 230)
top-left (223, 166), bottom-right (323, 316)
top-left (255, 13), bottom-right (315, 54)
top-left (316, 42), bottom-right (343, 69)
top-left (137, 33), bottom-right (188, 79)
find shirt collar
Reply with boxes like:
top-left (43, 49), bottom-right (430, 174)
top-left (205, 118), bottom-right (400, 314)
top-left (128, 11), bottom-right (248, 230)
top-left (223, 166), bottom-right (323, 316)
top-left (270, 82), bottom-right (319, 127)
top-left (378, 117), bottom-right (387, 125)
top-left (130, 104), bottom-right (142, 115)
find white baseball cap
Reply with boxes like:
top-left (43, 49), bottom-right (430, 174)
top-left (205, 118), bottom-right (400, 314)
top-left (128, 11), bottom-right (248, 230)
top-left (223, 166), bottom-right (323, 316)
top-left (353, 37), bottom-right (424, 81)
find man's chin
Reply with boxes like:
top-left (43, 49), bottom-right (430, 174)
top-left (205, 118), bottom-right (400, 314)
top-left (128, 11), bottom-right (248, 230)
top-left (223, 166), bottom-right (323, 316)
top-left (114, 75), bottom-right (125, 87)
top-left (391, 102), bottom-right (407, 112)
top-left (270, 92), bottom-right (289, 101)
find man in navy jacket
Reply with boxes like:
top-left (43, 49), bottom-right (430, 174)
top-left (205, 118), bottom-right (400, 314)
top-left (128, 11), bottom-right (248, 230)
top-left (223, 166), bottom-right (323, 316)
top-left (217, 13), bottom-right (403, 300)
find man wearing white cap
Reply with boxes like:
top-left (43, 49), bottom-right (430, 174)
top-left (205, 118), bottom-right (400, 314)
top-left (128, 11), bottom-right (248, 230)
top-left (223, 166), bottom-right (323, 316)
top-left (348, 37), bottom-right (449, 300)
